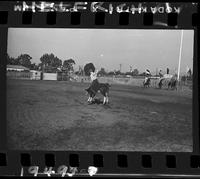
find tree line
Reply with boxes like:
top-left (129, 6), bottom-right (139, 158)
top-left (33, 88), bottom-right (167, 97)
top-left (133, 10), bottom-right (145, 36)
top-left (7, 53), bottom-right (75, 73)
top-left (7, 53), bottom-right (141, 76)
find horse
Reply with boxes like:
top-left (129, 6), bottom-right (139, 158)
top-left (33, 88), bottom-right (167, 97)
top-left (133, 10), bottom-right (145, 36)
top-left (158, 78), bottom-right (165, 89)
top-left (158, 75), bottom-right (178, 90)
top-left (85, 83), bottom-right (111, 105)
top-left (143, 77), bottom-right (151, 88)
top-left (168, 78), bottom-right (178, 90)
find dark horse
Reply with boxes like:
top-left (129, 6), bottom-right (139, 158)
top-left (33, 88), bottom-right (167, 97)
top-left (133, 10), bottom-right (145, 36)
top-left (85, 83), bottom-right (111, 105)
top-left (168, 78), bottom-right (178, 90)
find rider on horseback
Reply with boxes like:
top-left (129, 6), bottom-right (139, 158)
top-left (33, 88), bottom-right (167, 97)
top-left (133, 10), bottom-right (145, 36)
top-left (144, 69), bottom-right (151, 82)
top-left (89, 69), bottom-right (99, 94)
top-left (143, 69), bottom-right (151, 87)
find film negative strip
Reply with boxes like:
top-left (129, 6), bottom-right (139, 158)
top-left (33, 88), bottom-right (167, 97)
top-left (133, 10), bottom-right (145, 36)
top-left (0, 1), bottom-right (199, 177)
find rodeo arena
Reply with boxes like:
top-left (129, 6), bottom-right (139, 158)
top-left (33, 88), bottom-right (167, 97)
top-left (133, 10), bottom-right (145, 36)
top-left (7, 62), bottom-right (193, 151)
top-left (7, 30), bottom-right (193, 152)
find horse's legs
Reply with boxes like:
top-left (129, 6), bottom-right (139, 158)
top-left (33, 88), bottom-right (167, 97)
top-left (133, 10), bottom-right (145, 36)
top-left (103, 96), bottom-right (106, 105)
top-left (88, 95), bottom-right (94, 102)
top-left (88, 97), bottom-right (92, 103)
top-left (90, 95), bottom-right (95, 102)
top-left (106, 96), bottom-right (109, 104)
top-left (167, 83), bottom-right (170, 90)
top-left (106, 93), bottom-right (109, 104)
top-left (104, 97), bottom-right (106, 104)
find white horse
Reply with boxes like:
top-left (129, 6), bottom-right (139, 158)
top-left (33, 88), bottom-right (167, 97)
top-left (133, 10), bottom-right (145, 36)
top-left (158, 74), bottom-right (178, 90)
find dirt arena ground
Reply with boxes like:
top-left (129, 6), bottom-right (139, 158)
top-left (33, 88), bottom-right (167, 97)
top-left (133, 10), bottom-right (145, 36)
top-left (7, 79), bottom-right (193, 151)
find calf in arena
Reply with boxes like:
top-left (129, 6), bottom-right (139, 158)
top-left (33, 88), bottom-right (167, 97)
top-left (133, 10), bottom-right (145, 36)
top-left (85, 83), bottom-right (110, 105)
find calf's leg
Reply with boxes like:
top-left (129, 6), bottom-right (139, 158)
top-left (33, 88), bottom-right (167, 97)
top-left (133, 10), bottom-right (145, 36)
top-left (103, 96), bottom-right (106, 104)
top-left (106, 93), bottom-right (109, 104)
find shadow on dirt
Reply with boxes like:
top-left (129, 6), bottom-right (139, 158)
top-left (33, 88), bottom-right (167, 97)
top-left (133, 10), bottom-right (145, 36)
top-left (87, 98), bottom-right (112, 108)
top-left (88, 98), bottom-right (111, 109)
top-left (88, 98), bottom-right (104, 105)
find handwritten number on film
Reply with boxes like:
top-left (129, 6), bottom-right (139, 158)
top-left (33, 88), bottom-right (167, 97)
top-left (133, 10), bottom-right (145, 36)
top-left (22, 165), bottom-right (98, 176)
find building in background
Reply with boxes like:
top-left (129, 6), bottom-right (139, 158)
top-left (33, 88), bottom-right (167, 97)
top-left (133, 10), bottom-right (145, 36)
top-left (30, 70), bottom-right (41, 80)
top-left (7, 65), bottom-right (30, 72)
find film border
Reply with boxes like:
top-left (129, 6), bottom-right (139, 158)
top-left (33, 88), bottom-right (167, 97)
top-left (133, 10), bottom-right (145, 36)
top-left (0, 1), bottom-right (199, 177)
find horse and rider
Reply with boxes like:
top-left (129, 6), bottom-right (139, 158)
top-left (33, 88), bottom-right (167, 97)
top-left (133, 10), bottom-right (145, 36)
top-left (143, 68), bottom-right (178, 90)
top-left (158, 73), bottom-right (178, 90)
top-left (143, 69), bottom-right (151, 88)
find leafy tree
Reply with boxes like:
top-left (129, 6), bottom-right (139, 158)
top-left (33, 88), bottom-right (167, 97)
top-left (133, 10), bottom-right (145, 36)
top-left (30, 63), bottom-right (39, 70)
top-left (40, 53), bottom-right (62, 72)
top-left (98, 68), bottom-right (107, 76)
top-left (40, 53), bottom-right (52, 67)
top-left (53, 57), bottom-right (62, 68)
top-left (84, 63), bottom-right (95, 76)
top-left (108, 71), bottom-right (115, 76)
top-left (115, 70), bottom-right (121, 75)
top-left (132, 69), bottom-right (139, 76)
top-left (6, 54), bottom-right (16, 65)
top-left (16, 54), bottom-right (32, 68)
top-left (125, 72), bottom-right (132, 76)
top-left (62, 59), bottom-right (76, 73)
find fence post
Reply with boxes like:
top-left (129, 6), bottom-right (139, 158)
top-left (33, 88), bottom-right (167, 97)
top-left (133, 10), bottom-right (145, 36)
top-left (41, 72), bottom-right (43, 80)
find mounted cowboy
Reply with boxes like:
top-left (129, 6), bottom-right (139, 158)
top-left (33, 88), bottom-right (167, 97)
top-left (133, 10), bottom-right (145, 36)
top-left (143, 69), bottom-right (151, 87)
top-left (89, 69), bottom-right (99, 94)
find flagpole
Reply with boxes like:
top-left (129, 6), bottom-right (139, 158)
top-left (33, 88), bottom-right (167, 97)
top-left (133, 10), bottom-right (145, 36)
top-left (177, 30), bottom-right (184, 81)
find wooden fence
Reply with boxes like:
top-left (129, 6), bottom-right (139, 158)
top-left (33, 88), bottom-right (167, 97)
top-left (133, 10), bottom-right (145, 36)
top-left (6, 72), bottom-right (192, 90)
top-left (7, 71), bottom-right (31, 80)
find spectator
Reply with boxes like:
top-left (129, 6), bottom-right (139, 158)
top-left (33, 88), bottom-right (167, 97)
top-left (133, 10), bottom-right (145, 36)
top-left (144, 69), bottom-right (151, 84)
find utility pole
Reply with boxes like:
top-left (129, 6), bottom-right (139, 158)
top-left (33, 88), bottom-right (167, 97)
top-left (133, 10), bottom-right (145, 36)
top-left (41, 63), bottom-right (45, 80)
top-left (177, 30), bottom-right (184, 91)
top-left (119, 64), bottom-right (122, 72)
top-left (177, 30), bottom-right (184, 81)
top-left (130, 66), bottom-right (132, 72)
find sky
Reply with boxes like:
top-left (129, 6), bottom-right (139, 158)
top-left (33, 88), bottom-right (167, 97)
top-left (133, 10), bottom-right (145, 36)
top-left (7, 28), bottom-right (194, 74)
